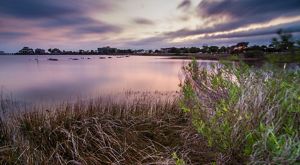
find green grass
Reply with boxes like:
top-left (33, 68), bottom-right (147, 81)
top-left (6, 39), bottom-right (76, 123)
top-left (265, 52), bottom-right (300, 63)
top-left (180, 59), bottom-right (300, 164)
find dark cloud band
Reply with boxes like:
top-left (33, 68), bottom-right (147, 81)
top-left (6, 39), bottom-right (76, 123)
top-left (177, 0), bottom-right (191, 10)
top-left (133, 18), bottom-right (155, 25)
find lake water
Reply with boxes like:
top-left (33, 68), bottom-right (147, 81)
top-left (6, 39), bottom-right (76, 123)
top-left (0, 55), bottom-right (216, 103)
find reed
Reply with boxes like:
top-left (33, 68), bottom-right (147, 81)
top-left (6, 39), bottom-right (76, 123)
top-left (0, 93), bottom-right (216, 164)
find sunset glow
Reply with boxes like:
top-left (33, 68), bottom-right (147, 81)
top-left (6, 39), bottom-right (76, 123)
top-left (1, 0), bottom-right (300, 52)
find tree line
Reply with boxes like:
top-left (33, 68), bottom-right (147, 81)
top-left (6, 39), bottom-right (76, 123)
top-left (15, 29), bottom-right (300, 55)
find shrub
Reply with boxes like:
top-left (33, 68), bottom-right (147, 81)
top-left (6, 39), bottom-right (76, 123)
top-left (244, 50), bottom-right (264, 58)
top-left (180, 59), bottom-right (300, 164)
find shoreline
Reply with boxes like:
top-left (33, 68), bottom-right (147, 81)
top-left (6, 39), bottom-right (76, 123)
top-left (1, 53), bottom-right (300, 63)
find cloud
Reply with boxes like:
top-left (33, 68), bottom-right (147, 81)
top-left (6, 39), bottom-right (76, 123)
top-left (0, 0), bottom-right (121, 38)
top-left (204, 21), bottom-right (300, 40)
top-left (177, 0), bottom-right (191, 10)
top-left (39, 17), bottom-right (98, 28)
top-left (197, 0), bottom-right (300, 31)
top-left (0, 0), bottom-right (117, 30)
top-left (198, 0), bottom-right (300, 18)
top-left (0, 0), bottom-right (112, 19)
top-left (1, 0), bottom-right (300, 51)
top-left (0, 32), bottom-right (29, 39)
top-left (166, 0), bottom-right (300, 39)
top-left (133, 18), bottom-right (155, 25)
top-left (38, 16), bottom-right (122, 35)
top-left (0, 0), bottom-right (77, 19)
top-left (122, 36), bottom-right (169, 49)
top-left (72, 24), bottom-right (122, 35)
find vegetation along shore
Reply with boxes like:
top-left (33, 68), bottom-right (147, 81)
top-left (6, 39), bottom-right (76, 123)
top-left (0, 31), bottom-right (299, 164)
top-left (1, 0), bottom-right (300, 163)
top-left (1, 56), bottom-right (299, 164)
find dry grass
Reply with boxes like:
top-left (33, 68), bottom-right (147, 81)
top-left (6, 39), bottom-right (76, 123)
top-left (0, 93), bottom-right (216, 164)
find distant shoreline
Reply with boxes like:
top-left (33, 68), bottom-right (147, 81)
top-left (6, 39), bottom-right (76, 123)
top-left (1, 53), bottom-right (300, 63)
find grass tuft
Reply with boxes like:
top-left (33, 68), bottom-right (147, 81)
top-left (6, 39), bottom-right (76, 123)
top-left (0, 93), bottom-right (216, 164)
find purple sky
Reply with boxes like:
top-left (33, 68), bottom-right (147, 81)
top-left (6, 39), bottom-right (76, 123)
top-left (1, 0), bottom-right (300, 52)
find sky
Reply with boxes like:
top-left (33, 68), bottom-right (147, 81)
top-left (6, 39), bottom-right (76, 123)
top-left (0, 0), bottom-right (300, 52)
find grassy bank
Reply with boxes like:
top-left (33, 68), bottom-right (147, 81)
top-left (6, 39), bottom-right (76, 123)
top-left (0, 94), bottom-right (216, 164)
top-left (167, 52), bottom-right (300, 64)
top-left (265, 52), bottom-right (300, 63)
top-left (180, 59), bottom-right (300, 164)
top-left (1, 60), bottom-right (299, 164)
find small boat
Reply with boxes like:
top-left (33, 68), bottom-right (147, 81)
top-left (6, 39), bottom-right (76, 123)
top-left (126, 55), bottom-right (130, 57)
top-left (108, 57), bottom-right (112, 59)
top-left (87, 58), bottom-right (91, 59)
top-left (48, 58), bottom-right (58, 61)
top-left (99, 57), bottom-right (106, 59)
top-left (72, 58), bottom-right (79, 60)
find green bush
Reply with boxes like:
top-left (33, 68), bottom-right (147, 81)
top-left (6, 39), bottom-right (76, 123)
top-left (180, 59), bottom-right (300, 164)
top-left (244, 50), bottom-right (264, 58)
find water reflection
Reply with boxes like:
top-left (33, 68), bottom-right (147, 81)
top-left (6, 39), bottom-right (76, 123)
top-left (0, 55), bottom-right (202, 103)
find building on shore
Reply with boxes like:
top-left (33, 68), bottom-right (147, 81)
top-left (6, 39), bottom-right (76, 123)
top-left (231, 42), bottom-right (249, 53)
top-left (0, 51), bottom-right (5, 55)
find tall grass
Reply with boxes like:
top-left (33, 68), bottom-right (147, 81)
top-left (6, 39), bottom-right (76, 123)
top-left (1, 61), bottom-right (299, 164)
top-left (180, 59), bottom-right (300, 164)
top-left (0, 93), bottom-right (216, 164)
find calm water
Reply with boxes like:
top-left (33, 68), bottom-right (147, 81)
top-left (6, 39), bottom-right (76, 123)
top-left (0, 55), bottom-right (216, 103)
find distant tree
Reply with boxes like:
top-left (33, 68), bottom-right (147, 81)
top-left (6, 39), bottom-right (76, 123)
top-left (180, 47), bottom-right (189, 53)
top-left (48, 48), bottom-right (62, 55)
top-left (261, 45), bottom-right (268, 52)
top-left (189, 47), bottom-right (201, 53)
top-left (248, 45), bottom-right (263, 51)
top-left (79, 49), bottom-right (84, 54)
top-left (202, 46), bottom-right (209, 53)
top-left (244, 50), bottom-right (264, 58)
top-left (271, 29), bottom-right (294, 52)
top-left (245, 45), bottom-right (265, 58)
top-left (209, 46), bottom-right (219, 53)
top-left (126, 49), bottom-right (130, 54)
top-left (219, 46), bottom-right (227, 53)
top-left (169, 47), bottom-right (181, 54)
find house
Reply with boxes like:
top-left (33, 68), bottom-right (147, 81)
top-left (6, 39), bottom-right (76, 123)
top-left (233, 42), bottom-right (249, 52)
